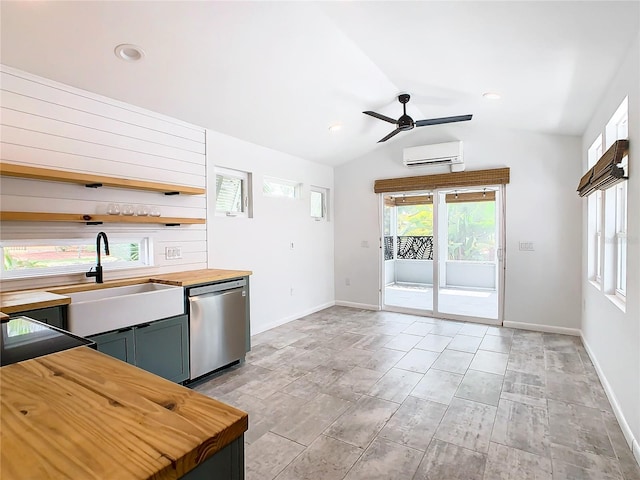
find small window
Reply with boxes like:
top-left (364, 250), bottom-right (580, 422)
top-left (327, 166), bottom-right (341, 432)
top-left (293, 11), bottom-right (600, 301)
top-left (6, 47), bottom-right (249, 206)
top-left (310, 187), bottom-right (329, 220)
top-left (1, 237), bottom-right (152, 279)
top-left (587, 135), bottom-right (603, 168)
top-left (216, 167), bottom-right (249, 217)
top-left (605, 96), bottom-right (628, 149)
top-left (587, 135), bottom-right (603, 285)
top-left (263, 177), bottom-right (299, 199)
top-left (594, 190), bottom-right (603, 284)
top-left (614, 173), bottom-right (627, 297)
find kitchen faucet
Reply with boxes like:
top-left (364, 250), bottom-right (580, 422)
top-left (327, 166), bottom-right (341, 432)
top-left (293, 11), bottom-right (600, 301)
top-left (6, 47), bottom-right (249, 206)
top-left (86, 232), bottom-right (110, 284)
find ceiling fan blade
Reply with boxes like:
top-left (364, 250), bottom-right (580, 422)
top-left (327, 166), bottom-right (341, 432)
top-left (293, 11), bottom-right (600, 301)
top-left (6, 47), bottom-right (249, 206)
top-left (415, 114), bottom-right (473, 127)
top-left (378, 128), bottom-right (402, 143)
top-left (363, 111), bottom-right (397, 124)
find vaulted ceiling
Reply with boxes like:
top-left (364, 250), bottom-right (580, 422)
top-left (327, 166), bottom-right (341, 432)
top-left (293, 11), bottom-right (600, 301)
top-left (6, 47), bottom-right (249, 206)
top-left (1, 1), bottom-right (638, 166)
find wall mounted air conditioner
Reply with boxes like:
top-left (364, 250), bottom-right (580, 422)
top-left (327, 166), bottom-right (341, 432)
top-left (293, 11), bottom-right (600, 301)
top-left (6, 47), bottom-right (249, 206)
top-left (403, 141), bottom-right (464, 171)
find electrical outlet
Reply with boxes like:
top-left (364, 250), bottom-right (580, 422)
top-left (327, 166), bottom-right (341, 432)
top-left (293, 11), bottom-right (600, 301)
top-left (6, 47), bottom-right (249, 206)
top-left (519, 241), bottom-right (534, 251)
top-left (345, 278), bottom-right (351, 286)
top-left (164, 246), bottom-right (183, 260)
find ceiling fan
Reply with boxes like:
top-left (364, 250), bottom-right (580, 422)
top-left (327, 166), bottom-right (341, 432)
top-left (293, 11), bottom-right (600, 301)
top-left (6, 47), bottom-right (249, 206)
top-left (363, 94), bottom-right (473, 143)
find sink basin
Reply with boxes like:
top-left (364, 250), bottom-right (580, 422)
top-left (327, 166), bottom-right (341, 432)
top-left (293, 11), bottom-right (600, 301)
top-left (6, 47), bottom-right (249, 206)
top-left (67, 283), bottom-right (184, 337)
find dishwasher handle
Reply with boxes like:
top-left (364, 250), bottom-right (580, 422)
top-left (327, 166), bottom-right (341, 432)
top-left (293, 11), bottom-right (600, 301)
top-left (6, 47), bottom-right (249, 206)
top-left (188, 279), bottom-right (247, 297)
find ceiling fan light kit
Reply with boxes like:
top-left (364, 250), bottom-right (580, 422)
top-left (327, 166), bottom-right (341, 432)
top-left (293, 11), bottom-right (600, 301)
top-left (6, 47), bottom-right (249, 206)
top-left (363, 94), bottom-right (473, 143)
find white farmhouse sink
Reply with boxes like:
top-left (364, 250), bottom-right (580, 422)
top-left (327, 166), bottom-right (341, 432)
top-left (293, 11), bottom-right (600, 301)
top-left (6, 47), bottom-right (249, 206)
top-left (67, 283), bottom-right (184, 337)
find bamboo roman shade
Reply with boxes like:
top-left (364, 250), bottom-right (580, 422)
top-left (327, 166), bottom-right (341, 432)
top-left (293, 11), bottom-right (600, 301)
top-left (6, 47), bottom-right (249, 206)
top-left (374, 167), bottom-right (510, 194)
top-left (577, 139), bottom-right (629, 197)
top-left (445, 191), bottom-right (496, 203)
top-left (386, 191), bottom-right (496, 206)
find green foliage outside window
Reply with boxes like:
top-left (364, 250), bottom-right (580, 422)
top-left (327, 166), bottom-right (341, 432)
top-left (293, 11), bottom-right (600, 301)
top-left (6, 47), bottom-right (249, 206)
top-left (397, 205), bottom-right (433, 236)
top-left (448, 202), bottom-right (495, 261)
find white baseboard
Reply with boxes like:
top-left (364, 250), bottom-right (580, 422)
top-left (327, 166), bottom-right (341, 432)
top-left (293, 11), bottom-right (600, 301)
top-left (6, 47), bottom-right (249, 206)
top-left (502, 321), bottom-right (581, 336)
top-left (581, 335), bottom-right (640, 467)
top-left (334, 300), bottom-right (381, 311)
top-left (251, 301), bottom-right (336, 335)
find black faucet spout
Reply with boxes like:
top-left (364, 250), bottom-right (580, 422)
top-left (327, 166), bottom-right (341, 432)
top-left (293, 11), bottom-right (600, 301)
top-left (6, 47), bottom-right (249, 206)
top-left (87, 232), bottom-right (110, 283)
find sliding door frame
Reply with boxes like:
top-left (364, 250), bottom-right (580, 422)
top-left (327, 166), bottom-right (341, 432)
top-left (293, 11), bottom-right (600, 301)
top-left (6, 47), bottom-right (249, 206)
top-left (379, 184), bottom-right (506, 326)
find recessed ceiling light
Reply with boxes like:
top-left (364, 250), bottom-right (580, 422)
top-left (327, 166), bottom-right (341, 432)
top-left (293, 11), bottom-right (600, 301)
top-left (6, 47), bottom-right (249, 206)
top-left (482, 92), bottom-right (501, 100)
top-left (328, 123), bottom-right (342, 132)
top-left (114, 44), bottom-right (145, 62)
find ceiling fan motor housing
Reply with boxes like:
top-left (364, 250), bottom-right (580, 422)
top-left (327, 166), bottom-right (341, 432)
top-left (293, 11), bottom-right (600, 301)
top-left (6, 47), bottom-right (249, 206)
top-left (398, 115), bottom-right (414, 130)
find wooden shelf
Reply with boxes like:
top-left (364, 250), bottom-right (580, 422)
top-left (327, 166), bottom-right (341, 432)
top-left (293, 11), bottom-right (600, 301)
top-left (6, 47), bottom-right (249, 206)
top-left (0, 211), bottom-right (205, 226)
top-left (0, 162), bottom-right (206, 196)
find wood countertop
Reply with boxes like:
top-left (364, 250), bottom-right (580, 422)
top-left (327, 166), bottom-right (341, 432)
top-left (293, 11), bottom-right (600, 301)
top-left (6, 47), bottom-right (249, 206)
top-left (0, 347), bottom-right (248, 480)
top-left (0, 290), bottom-right (71, 314)
top-left (0, 269), bottom-right (252, 314)
top-left (150, 269), bottom-right (252, 287)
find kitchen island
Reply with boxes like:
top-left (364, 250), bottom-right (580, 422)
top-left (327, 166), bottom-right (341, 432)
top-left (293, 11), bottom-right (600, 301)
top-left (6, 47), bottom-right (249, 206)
top-left (0, 346), bottom-right (247, 479)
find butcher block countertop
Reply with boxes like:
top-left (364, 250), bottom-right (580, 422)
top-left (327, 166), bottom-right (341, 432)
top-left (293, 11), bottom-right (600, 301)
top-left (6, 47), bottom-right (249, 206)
top-left (0, 347), bottom-right (248, 480)
top-left (0, 290), bottom-right (71, 314)
top-left (150, 269), bottom-right (252, 287)
top-left (0, 269), bottom-right (252, 314)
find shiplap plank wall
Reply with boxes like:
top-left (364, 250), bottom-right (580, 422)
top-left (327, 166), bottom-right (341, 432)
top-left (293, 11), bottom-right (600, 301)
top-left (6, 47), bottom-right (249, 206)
top-left (0, 65), bottom-right (208, 290)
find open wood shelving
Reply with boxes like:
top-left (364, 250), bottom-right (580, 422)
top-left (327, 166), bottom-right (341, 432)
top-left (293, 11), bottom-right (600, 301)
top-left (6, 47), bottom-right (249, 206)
top-left (0, 211), bottom-right (205, 227)
top-left (0, 162), bottom-right (206, 196)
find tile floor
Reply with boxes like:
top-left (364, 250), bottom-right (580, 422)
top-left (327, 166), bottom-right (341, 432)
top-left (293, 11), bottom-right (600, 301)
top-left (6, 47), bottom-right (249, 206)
top-left (194, 306), bottom-right (640, 480)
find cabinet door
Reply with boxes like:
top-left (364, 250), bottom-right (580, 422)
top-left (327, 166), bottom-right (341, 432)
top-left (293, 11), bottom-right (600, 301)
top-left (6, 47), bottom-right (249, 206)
top-left (89, 329), bottom-right (135, 364)
top-left (134, 315), bottom-right (189, 383)
top-left (13, 306), bottom-right (65, 329)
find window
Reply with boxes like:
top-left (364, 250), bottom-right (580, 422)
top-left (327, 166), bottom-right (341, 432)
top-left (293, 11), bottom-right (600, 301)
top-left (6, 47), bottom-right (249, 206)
top-left (447, 201), bottom-right (496, 262)
top-left (587, 135), bottom-right (603, 285)
top-left (1, 237), bottom-right (152, 279)
top-left (606, 97), bottom-right (628, 299)
top-left (263, 177), bottom-right (299, 199)
top-left (216, 167), bottom-right (249, 217)
top-left (310, 186), bottom-right (329, 220)
top-left (615, 180), bottom-right (627, 296)
top-left (605, 97), bottom-right (628, 149)
top-left (595, 190), bottom-right (603, 283)
top-left (585, 97), bottom-right (628, 307)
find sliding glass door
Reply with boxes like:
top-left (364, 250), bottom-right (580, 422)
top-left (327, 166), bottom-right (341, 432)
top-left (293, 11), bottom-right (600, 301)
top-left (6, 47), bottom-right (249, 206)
top-left (381, 186), bottom-right (503, 324)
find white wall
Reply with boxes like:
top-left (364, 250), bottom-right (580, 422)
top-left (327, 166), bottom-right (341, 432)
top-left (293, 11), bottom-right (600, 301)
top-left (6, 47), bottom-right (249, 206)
top-left (334, 124), bottom-right (582, 332)
top-left (581, 32), bottom-right (640, 463)
top-left (206, 130), bottom-right (334, 335)
top-left (0, 66), bottom-right (208, 291)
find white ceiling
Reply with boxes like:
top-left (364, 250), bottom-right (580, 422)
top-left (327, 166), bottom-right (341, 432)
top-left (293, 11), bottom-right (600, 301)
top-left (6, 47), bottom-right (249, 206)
top-left (1, 1), bottom-right (638, 166)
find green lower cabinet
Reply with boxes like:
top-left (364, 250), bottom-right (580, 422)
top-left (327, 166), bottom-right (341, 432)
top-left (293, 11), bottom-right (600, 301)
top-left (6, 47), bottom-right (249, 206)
top-left (90, 328), bottom-right (135, 365)
top-left (88, 315), bottom-right (189, 384)
top-left (11, 306), bottom-right (65, 329)
top-left (135, 315), bottom-right (189, 384)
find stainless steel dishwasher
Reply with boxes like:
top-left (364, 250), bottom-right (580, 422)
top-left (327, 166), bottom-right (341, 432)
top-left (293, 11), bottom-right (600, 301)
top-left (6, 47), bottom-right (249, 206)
top-left (187, 278), bottom-right (247, 380)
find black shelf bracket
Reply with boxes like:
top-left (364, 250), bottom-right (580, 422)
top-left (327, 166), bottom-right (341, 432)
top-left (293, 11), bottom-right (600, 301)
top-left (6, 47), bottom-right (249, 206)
top-left (164, 191), bottom-right (180, 196)
top-left (85, 183), bottom-right (103, 188)
top-left (165, 223), bottom-right (180, 227)
top-left (86, 221), bottom-right (103, 225)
